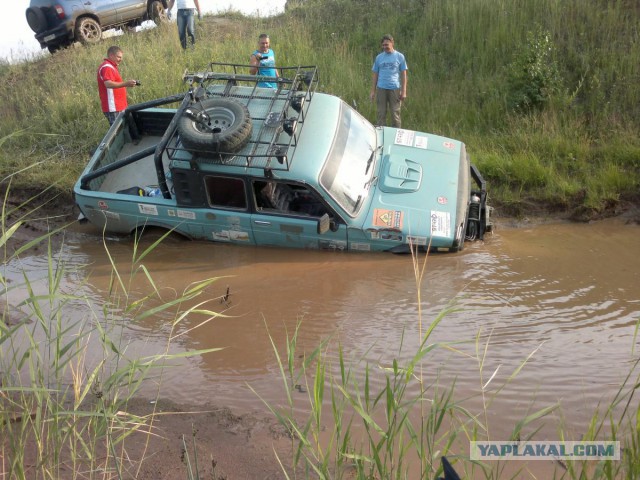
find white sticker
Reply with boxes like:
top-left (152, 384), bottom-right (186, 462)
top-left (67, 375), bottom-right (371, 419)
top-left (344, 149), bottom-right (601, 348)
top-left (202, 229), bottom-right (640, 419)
top-left (177, 209), bottom-right (196, 220)
top-left (229, 230), bottom-right (249, 241)
top-left (350, 242), bottom-right (371, 251)
top-left (394, 129), bottom-right (415, 146)
top-left (212, 231), bottom-right (231, 242)
top-left (138, 204), bottom-right (158, 216)
top-left (414, 136), bottom-right (428, 149)
top-left (405, 235), bottom-right (428, 246)
top-left (430, 211), bottom-right (451, 237)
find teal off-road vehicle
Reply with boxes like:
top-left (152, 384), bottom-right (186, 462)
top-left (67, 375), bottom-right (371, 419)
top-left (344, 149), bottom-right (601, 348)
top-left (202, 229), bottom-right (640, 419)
top-left (73, 63), bottom-right (492, 253)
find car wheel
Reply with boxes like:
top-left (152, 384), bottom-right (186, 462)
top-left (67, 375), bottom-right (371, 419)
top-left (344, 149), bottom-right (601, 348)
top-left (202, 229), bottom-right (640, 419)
top-left (149, 0), bottom-right (168, 25)
top-left (178, 98), bottom-right (253, 155)
top-left (26, 7), bottom-right (48, 34)
top-left (75, 17), bottom-right (102, 44)
top-left (47, 44), bottom-right (62, 54)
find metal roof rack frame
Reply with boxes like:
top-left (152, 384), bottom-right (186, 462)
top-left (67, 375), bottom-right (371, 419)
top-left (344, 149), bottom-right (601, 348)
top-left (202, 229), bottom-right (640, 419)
top-left (170, 62), bottom-right (320, 173)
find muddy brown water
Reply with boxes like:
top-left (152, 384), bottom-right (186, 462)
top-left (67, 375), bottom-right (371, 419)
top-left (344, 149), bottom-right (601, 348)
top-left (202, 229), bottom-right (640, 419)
top-left (6, 218), bottom-right (640, 454)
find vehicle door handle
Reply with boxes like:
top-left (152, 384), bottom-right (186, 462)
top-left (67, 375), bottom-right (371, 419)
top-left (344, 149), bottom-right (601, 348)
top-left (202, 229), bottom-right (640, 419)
top-left (254, 220), bottom-right (272, 226)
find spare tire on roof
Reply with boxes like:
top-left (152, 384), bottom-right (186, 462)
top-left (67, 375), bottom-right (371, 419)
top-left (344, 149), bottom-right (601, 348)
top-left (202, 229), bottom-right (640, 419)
top-left (178, 98), bottom-right (253, 156)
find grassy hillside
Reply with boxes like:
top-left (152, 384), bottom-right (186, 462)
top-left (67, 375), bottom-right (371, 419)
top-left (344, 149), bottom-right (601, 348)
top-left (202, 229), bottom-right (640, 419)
top-left (1, 0), bottom-right (638, 219)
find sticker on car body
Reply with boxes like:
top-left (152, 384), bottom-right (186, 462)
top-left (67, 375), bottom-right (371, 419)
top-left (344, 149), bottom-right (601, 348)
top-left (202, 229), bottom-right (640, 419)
top-left (138, 204), bottom-right (158, 216)
top-left (414, 136), bottom-right (428, 149)
top-left (394, 129), bottom-right (415, 146)
top-left (177, 209), bottom-right (196, 220)
top-left (350, 242), bottom-right (371, 251)
top-left (373, 208), bottom-right (403, 229)
top-left (430, 211), bottom-right (451, 237)
top-left (406, 235), bottom-right (428, 246)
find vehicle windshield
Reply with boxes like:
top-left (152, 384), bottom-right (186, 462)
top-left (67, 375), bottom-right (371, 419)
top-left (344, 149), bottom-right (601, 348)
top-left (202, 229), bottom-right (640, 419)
top-left (319, 103), bottom-right (377, 217)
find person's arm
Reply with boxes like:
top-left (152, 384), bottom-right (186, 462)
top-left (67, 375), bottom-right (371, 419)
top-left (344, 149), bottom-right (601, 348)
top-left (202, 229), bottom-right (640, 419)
top-left (193, 0), bottom-right (202, 19)
top-left (399, 69), bottom-right (407, 100)
top-left (370, 72), bottom-right (378, 101)
top-left (274, 51), bottom-right (279, 77)
top-left (104, 79), bottom-right (137, 89)
top-left (249, 53), bottom-right (259, 75)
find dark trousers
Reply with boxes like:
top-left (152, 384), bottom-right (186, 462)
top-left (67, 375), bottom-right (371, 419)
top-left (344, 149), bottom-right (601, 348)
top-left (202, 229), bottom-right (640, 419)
top-left (177, 9), bottom-right (196, 49)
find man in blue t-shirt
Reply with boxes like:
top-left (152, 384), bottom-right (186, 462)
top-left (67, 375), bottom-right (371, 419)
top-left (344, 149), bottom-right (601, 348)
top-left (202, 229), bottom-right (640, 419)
top-left (250, 33), bottom-right (279, 89)
top-left (370, 34), bottom-right (408, 128)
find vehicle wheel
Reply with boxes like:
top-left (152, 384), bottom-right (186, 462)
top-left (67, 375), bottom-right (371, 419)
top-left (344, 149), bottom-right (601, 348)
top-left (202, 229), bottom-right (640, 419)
top-left (149, 0), bottom-right (168, 25)
top-left (75, 17), bottom-right (102, 44)
top-left (177, 98), bottom-right (253, 155)
top-left (47, 44), bottom-right (62, 54)
top-left (26, 7), bottom-right (48, 34)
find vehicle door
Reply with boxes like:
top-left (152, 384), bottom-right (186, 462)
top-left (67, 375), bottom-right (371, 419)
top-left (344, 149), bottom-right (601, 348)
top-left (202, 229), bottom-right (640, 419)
top-left (250, 180), bottom-right (348, 251)
top-left (191, 175), bottom-right (255, 245)
top-left (112, 0), bottom-right (145, 24)
top-left (91, 0), bottom-right (118, 26)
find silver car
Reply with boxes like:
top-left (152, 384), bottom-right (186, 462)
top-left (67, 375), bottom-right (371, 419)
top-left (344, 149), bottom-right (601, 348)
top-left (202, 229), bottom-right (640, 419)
top-left (26, 0), bottom-right (168, 53)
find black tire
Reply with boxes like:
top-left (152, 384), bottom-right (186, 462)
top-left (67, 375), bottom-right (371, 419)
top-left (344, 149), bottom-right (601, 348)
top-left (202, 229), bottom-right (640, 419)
top-left (75, 17), bottom-right (102, 44)
top-left (26, 7), bottom-right (48, 34)
top-left (149, 0), bottom-right (168, 25)
top-left (47, 44), bottom-right (62, 54)
top-left (177, 98), bottom-right (253, 155)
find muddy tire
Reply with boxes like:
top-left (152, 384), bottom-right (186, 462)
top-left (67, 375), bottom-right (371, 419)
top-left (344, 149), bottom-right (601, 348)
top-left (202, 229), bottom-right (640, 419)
top-left (178, 98), bottom-right (253, 155)
top-left (26, 7), bottom-right (48, 33)
top-left (149, 0), bottom-right (168, 25)
top-left (75, 17), bottom-right (102, 44)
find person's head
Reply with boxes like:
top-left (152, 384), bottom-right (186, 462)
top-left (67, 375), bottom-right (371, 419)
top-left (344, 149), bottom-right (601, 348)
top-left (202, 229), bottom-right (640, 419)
top-left (380, 34), bottom-right (395, 53)
top-left (107, 46), bottom-right (123, 64)
top-left (257, 33), bottom-right (270, 53)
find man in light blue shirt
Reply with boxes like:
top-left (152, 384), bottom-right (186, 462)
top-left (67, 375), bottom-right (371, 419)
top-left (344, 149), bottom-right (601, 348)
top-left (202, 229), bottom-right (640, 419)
top-left (370, 34), bottom-right (408, 128)
top-left (250, 33), bottom-right (279, 89)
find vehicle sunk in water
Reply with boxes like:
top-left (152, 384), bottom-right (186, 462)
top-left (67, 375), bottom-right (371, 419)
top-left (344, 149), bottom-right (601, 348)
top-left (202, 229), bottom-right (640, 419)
top-left (74, 63), bottom-right (492, 253)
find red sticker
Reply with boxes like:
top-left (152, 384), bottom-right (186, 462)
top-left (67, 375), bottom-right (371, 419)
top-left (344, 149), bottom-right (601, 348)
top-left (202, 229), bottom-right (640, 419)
top-left (437, 196), bottom-right (448, 205)
top-left (443, 141), bottom-right (454, 149)
top-left (98, 201), bottom-right (108, 210)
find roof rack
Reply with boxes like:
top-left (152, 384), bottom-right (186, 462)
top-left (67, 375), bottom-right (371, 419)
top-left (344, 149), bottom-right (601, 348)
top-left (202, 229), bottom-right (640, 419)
top-left (170, 62), bottom-right (319, 173)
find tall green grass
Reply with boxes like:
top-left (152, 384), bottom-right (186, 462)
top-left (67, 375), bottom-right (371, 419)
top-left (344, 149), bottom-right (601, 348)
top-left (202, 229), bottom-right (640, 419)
top-left (0, 0), bottom-right (638, 217)
top-left (254, 249), bottom-right (640, 479)
top-left (0, 174), bottom-right (226, 479)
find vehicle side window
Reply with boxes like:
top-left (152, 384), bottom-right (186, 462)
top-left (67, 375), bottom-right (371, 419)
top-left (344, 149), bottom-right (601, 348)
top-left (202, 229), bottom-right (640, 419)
top-left (253, 181), bottom-right (328, 217)
top-left (205, 176), bottom-right (247, 209)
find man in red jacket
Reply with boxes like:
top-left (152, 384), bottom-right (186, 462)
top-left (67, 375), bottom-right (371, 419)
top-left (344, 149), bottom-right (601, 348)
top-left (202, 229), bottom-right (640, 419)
top-left (97, 46), bottom-right (138, 126)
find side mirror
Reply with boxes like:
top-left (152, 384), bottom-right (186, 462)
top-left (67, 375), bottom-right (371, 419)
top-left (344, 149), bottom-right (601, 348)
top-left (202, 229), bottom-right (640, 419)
top-left (318, 213), bottom-right (330, 234)
top-left (317, 213), bottom-right (339, 234)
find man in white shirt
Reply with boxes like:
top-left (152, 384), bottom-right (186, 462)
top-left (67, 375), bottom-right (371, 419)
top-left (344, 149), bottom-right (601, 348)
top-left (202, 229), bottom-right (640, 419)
top-left (167, 0), bottom-right (202, 49)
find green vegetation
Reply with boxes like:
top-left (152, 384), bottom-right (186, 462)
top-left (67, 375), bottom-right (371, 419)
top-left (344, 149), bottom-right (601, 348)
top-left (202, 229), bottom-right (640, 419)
top-left (1, 0), bottom-right (640, 477)
top-left (249, 250), bottom-right (640, 479)
top-left (0, 179), bottom-right (225, 478)
top-left (0, 0), bottom-right (638, 218)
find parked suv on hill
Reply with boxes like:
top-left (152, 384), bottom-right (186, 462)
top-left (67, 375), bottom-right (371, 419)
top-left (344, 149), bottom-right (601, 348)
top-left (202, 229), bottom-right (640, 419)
top-left (26, 0), bottom-right (168, 53)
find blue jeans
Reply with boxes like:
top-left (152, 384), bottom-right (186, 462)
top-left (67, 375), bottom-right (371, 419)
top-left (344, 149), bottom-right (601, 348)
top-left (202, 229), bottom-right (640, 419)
top-left (104, 111), bottom-right (120, 126)
top-left (177, 9), bottom-right (195, 49)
